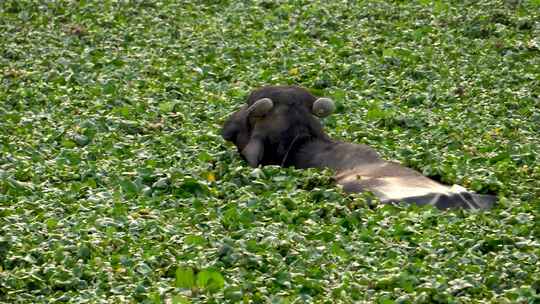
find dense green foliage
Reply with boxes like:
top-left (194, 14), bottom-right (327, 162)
top-left (1, 0), bottom-right (539, 303)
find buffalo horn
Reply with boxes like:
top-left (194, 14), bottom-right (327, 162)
top-left (312, 97), bottom-right (335, 117)
top-left (247, 98), bottom-right (273, 117)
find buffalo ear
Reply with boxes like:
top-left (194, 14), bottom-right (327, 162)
top-left (312, 98), bottom-right (335, 117)
top-left (241, 137), bottom-right (264, 167)
top-left (247, 98), bottom-right (273, 118)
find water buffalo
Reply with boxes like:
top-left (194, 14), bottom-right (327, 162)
top-left (222, 85), bottom-right (497, 209)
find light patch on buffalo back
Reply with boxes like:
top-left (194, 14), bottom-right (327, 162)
top-left (336, 169), bottom-right (453, 202)
top-left (374, 177), bottom-right (449, 200)
top-left (373, 177), bottom-right (451, 201)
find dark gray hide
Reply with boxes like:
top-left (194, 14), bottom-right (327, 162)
top-left (222, 85), bottom-right (497, 210)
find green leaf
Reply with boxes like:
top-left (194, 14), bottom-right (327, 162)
top-left (78, 244), bottom-right (92, 261)
top-left (152, 177), bottom-right (169, 189)
top-left (45, 218), bottom-right (58, 229)
top-left (159, 102), bottom-right (176, 113)
top-left (196, 268), bottom-right (225, 292)
top-left (61, 139), bottom-right (77, 148)
top-left (73, 134), bottom-right (90, 146)
top-left (172, 295), bottom-right (191, 304)
top-left (366, 103), bottom-right (386, 121)
top-left (119, 178), bottom-right (139, 196)
top-left (434, 0), bottom-right (449, 13)
top-left (184, 235), bottom-right (206, 246)
top-left (176, 178), bottom-right (209, 197)
top-left (382, 48), bottom-right (395, 57)
top-left (175, 267), bottom-right (195, 289)
top-left (224, 286), bottom-right (243, 301)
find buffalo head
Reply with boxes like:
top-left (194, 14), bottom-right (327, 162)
top-left (222, 85), bottom-right (335, 167)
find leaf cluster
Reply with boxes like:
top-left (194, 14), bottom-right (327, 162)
top-left (1, 0), bottom-right (539, 303)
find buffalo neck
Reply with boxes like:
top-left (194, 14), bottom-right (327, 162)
top-left (291, 138), bottom-right (382, 171)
